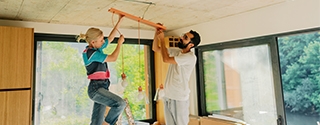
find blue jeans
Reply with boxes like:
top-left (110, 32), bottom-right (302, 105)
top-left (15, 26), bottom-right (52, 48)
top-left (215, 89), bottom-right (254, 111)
top-left (88, 79), bottom-right (126, 125)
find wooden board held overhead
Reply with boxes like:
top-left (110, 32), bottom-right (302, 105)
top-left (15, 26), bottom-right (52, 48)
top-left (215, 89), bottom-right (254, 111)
top-left (108, 8), bottom-right (166, 30)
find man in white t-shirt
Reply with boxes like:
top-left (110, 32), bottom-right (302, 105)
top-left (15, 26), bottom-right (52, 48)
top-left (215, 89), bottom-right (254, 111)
top-left (152, 29), bottom-right (201, 125)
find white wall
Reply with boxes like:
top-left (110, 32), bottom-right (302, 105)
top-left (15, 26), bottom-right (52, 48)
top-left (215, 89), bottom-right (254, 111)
top-left (0, 19), bottom-right (155, 39)
top-left (167, 0), bottom-right (320, 45)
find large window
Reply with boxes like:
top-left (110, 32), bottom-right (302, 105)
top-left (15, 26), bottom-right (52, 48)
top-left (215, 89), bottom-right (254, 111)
top-left (199, 43), bottom-right (277, 125)
top-left (33, 34), bottom-right (155, 125)
top-left (277, 31), bottom-right (320, 125)
top-left (196, 28), bottom-right (320, 125)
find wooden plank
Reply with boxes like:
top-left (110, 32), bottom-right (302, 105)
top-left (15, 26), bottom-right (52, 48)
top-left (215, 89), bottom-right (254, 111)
top-left (108, 8), bottom-right (167, 30)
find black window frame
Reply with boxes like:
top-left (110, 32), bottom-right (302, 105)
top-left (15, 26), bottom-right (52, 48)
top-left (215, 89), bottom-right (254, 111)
top-left (195, 27), bottom-right (320, 125)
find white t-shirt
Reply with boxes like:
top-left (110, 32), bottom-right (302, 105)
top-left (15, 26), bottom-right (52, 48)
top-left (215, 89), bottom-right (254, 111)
top-left (164, 48), bottom-right (197, 101)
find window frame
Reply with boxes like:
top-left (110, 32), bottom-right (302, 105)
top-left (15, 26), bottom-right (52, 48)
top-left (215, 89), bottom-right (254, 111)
top-left (32, 33), bottom-right (157, 124)
top-left (195, 27), bottom-right (320, 125)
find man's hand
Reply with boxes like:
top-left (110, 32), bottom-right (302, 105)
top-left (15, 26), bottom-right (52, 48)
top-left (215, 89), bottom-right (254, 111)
top-left (156, 23), bottom-right (164, 31)
top-left (157, 30), bottom-right (164, 40)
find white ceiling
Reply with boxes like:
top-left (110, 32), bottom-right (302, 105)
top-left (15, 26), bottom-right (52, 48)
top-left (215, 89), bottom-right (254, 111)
top-left (0, 0), bottom-right (285, 31)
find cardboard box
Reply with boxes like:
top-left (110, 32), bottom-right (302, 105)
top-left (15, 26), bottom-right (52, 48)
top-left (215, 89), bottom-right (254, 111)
top-left (189, 115), bottom-right (200, 125)
top-left (200, 116), bottom-right (248, 125)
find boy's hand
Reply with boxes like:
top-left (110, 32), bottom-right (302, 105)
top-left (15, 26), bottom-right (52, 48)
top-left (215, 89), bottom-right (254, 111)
top-left (118, 35), bottom-right (125, 44)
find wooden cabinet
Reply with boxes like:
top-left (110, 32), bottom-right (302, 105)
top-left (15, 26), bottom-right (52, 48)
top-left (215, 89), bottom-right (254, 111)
top-left (0, 90), bottom-right (31, 125)
top-left (0, 26), bottom-right (34, 89)
top-left (0, 26), bottom-right (34, 125)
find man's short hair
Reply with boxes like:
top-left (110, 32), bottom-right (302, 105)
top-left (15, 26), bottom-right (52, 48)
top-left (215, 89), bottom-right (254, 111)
top-left (189, 30), bottom-right (201, 48)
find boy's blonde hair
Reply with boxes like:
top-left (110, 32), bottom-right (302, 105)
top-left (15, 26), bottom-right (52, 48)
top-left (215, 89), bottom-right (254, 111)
top-left (77, 27), bottom-right (103, 43)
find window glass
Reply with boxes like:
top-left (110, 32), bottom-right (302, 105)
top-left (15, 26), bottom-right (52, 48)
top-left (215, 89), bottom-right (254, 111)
top-left (203, 44), bottom-right (277, 125)
top-left (34, 41), bottom-right (152, 125)
top-left (277, 31), bottom-right (320, 125)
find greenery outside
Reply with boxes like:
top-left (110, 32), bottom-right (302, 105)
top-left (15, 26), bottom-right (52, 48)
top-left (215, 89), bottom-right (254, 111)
top-left (36, 42), bottom-right (150, 125)
top-left (203, 51), bottom-right (219, 112)
top-left (278, 31), bottom-right (320, 116)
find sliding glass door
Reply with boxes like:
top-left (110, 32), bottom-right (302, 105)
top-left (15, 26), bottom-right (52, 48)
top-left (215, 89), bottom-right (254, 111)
top-left (197, 28), bottom-right (319, 125)
top-left (200, 44), bottom-right (278, 125)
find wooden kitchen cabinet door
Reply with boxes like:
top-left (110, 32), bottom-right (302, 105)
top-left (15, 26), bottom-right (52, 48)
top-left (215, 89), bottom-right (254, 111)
top-left (0, 26), bottom-right (34, 89)
top-left (0, 90), bottom-right (31, 125)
